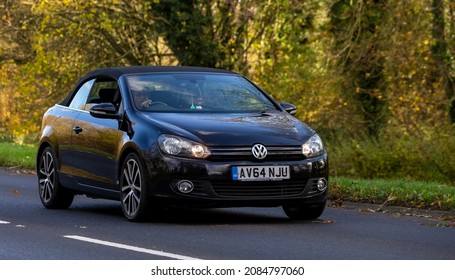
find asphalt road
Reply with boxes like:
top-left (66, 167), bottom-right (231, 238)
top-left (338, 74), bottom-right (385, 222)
top-left (1, 167), bottom-right (454, 260)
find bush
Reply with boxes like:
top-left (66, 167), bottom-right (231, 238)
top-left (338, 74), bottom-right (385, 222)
top-left (326, 124), bottom-right (455, 184)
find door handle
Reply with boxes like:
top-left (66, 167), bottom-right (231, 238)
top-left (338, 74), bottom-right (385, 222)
top-left (73, 126), bottom-right (83, 134)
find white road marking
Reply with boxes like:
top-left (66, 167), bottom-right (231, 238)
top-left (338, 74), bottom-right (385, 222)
top-left (63, 235), bottom-right (200, 260)
top-left (0, 220), bottom-right (10, 224)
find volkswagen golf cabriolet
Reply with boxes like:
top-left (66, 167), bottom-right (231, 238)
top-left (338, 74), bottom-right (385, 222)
top-left (37, 66), bottom-right (328, 221)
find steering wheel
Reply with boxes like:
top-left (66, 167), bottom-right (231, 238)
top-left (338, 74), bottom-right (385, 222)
top-left (149, 102), bottom-right (168, 107)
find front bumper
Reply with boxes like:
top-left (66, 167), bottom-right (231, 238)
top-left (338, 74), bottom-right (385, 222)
top-left (145, 153), bottom-right (328, 208)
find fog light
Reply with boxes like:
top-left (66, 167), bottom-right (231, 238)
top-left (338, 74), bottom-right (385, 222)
top-left (317, 178), bottom-right (327, 191)
top-left (319, 159), bottom-right (325, 168)
top-left (177, 180), bottom-right (194, 194)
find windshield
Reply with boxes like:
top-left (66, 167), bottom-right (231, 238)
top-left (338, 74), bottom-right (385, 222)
top-left (125, 73), bottom-right (278, 113)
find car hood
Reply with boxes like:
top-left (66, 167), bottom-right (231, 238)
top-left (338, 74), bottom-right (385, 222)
top-left (141, 112), bottom-right (315, 146)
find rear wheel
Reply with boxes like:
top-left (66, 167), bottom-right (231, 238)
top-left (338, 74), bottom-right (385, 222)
top-left (38, 146), bottom-right (74, 209)
top-left (120, 153), bottom-right (149, 221)
top-left (283, 201), bottom-right (326, 220)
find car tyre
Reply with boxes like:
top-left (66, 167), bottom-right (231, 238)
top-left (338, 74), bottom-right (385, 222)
top-left (38, 146), bottom-right (74, 209)
top-left (283, 201), bottom-right (326, 220)
top-left (120, 153), bottom-right (149, 221)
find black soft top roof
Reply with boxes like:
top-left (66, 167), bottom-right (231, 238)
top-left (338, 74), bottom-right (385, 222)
top-left (81, 66), bottom-right (234, 80)
top-left (61, 66), bottom-right (236, 106)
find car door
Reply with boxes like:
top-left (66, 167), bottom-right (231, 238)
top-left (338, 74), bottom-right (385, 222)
top-left (51, 106), bottom-right (81, 187)
top-left (70, 78), bottom-right (126, 197)
top-left (55, 79), bottom-right (95, 187)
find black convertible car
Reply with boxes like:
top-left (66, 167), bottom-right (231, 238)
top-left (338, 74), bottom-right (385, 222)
top-left (37, 66), bottom-right (328, 221)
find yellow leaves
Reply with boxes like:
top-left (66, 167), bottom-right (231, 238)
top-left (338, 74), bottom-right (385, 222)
top-left (61, 0), bottom-right (73, 6)
top-left (0, 15), bottom-right (11, 26)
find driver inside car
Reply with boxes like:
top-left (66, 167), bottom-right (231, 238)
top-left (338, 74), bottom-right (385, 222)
top-left (133, 91), bottom-right (152, 109)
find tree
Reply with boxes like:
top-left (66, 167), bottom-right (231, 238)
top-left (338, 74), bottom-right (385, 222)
top-left (0, 0), bottom-right (39, 140)
top-left (431, 0), bottom-right (455, 123)
top-left (329, 0), bottom-right (388, 136)
top-left (33, 0), bottom-right (177, 68)
top-left (150, 0), bottom-right (286, 73)
top-left (150, 0), bottom-right (220, 67)
top-left (0, 0), bottom-right (36, 65)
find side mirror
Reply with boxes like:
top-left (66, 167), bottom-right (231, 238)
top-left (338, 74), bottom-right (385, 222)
top-left (89, 103), bottom-right (120, 119)
top-left (280, 102), bottom-right (297, 115)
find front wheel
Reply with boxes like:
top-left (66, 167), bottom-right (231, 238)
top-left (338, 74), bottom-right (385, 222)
top-left (283, 201), bottom-right (326, 220)
top-left (120, 153), bottom-right (149, 221)
top-left (38, 146), bottom-right (74, 209)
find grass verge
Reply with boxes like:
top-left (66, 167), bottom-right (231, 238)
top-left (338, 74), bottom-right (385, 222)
top-left (330, 177), bottom-right (455, 211)
top-left (0, 142), bottom-right (36, 170)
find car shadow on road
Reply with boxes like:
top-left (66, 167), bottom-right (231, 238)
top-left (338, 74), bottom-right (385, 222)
top-left (69, 200), bottom-right (323, 225)
top-left (148, 207), bottom-right (293, 225)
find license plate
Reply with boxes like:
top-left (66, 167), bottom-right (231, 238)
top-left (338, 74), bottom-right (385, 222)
top-left (232, 165), bottom-right (290, 181)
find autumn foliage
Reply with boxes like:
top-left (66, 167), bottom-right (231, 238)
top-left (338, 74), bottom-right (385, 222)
top-left (1, 0), bottom-right (454, 182)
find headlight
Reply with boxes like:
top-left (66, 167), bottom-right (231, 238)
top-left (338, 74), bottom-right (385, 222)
top-left (158, 134), bottom-right (211, 159)
top-left (302, 134), bottom-right (324, 158)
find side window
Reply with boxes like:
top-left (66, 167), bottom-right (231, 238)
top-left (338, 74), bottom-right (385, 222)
top-left (69, 79), bottom-right (95, 110)
top-left (84, 79), bottom-right (121, 111)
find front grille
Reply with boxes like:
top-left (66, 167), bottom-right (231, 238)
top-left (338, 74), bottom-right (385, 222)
top-left (209, 146), bottom-right (304, 161)
top-left (212, 180), bottom-right (307, 197)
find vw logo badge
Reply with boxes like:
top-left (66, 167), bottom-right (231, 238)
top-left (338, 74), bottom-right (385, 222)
top-left (252, 144), bottom-right (267, 159)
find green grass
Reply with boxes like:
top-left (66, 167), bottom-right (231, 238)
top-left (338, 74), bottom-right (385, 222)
top-left (330, 177), bottom-right (455, 211)
top-left (0, 142), bottom-right (36, 170)
top-left (0, 141), bottom-right (454, 211)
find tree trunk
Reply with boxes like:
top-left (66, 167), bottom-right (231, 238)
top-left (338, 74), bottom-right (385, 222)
top-left (431, 0), bottom-right (455, 123)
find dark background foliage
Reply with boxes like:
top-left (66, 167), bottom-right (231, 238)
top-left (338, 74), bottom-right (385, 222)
top-left (1, 0), bottom-right (454, 182)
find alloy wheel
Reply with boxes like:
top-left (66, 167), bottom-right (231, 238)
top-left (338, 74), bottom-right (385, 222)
top-left (121, 157), bottom-right (142, 218)
top-left (38, 150), bottom-right (55, 204)
top-left (37, 147), bottom-right (73, 209)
